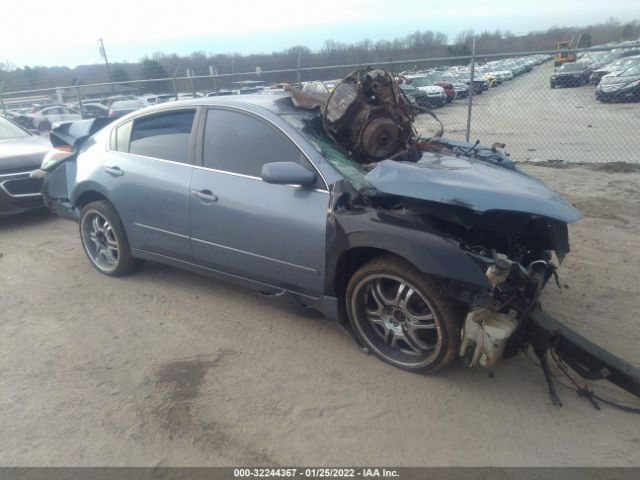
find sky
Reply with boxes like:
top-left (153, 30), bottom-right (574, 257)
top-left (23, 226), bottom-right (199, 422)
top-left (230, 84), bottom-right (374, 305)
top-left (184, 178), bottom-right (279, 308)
top-left (2, 0), bottom-right (639, 68)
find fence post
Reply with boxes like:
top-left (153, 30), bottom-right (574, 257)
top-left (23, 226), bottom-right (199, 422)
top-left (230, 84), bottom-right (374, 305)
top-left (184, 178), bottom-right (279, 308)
top-left (75, 84), bottom-right (85, 119)
top-left (465, 34), bottom-right (476, 143)
top-left (187, 69), bottom-right (196, 97)
top-left (0, 85), bottom-right (7, 119)
top-left (209, 66), bottom-right (218, 93)
top-left (296, 50), bottom-right (302, 86)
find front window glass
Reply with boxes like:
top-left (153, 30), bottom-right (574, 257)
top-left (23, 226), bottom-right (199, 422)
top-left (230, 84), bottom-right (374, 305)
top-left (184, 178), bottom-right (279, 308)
top-left (203, 109), bottom-right (322, 188)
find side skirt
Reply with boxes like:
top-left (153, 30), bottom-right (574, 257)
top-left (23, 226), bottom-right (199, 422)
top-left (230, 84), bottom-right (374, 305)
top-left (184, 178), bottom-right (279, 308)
top-left (131, 248), bottom-right (339, 320)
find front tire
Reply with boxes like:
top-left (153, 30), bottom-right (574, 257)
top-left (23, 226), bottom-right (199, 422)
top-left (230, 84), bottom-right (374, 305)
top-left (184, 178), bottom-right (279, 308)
top-left (79, 200), bottom-right (142, 276)
top-left (346, 256), bottom-right (462, 373)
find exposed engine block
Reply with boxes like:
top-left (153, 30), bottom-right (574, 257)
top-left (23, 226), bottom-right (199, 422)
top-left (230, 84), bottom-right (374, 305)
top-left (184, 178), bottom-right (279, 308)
top-left (322, 69), bottom-right (415, 163)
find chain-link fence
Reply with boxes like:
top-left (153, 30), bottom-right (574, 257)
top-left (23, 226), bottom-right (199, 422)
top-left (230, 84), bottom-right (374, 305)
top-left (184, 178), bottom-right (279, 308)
top-left (2, 45), bottom-right (639, 164)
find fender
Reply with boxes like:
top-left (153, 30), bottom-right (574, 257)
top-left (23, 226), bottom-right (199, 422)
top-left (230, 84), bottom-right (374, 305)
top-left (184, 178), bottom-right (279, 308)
top-left (326, 205), bottom-right (492, 297)
top-left (69, 179), bottom-right (112, 208)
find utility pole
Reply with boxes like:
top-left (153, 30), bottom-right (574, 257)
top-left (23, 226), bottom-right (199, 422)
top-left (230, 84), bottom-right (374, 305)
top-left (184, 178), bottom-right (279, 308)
top-left (465, 33), bottom-right (476, 143)
top-left (98, 37), bottom-right (115, 93)
top-left (209, 66), bottom-right (218, 93)
top-left (187, 69), bottom-right (196, 97)
top-left (0, 81), bottom-right (7, 118)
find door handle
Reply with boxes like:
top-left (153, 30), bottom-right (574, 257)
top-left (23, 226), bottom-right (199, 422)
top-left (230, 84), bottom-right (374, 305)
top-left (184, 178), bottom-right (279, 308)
top-left (105, 166), bottom-right (124, 177)
top-left (192, 189), bottom-right (218, 203)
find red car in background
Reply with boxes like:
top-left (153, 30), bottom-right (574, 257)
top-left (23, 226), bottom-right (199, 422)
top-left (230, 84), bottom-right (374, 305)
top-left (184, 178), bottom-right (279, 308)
top-left (409, 73), bottom-right (456, 102)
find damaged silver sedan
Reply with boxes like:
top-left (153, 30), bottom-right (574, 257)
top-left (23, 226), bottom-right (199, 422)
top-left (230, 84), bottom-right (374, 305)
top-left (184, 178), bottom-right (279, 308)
top-left (33, 69), bottom-right (640, 404)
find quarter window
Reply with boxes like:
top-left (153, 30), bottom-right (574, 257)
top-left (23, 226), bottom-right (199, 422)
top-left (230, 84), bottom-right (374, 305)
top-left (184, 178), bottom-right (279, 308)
top-left (126, 110), bottom-right (195, 163)
top-left (112, 120), bottom-right (132, 152)
top-left (203, 109), bottom-right (316, 182)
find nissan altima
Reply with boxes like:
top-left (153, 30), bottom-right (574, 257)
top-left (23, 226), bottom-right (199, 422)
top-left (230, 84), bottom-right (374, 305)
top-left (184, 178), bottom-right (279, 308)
top-left (35, 95), bottom-right (582, 374)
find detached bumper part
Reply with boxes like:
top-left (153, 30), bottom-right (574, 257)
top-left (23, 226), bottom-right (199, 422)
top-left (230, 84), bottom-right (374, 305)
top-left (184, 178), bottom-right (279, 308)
top-left (526, 308), bottom-right (640, 400)
top-left (460, 309), bottom-right (519, 368)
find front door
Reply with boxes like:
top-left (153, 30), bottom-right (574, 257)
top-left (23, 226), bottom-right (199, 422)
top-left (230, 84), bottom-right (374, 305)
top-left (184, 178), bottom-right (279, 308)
top-left (189, 108), bottom-right (328, 294)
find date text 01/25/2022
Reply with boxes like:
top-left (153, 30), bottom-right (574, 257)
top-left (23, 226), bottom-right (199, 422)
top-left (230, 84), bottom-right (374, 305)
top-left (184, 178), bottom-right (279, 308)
top-left (233, 468), bottom-right (399, 478)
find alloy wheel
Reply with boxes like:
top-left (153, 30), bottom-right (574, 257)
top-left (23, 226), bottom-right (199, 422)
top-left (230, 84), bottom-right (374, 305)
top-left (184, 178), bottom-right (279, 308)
top-left (80, 210), bottom-right (120, 273)
top-left (351, 274), bottom-right (443, 368)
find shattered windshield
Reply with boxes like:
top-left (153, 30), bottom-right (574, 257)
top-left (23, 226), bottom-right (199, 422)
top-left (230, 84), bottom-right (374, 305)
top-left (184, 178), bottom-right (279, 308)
top-left (280, 113), bottom-right (372, 191)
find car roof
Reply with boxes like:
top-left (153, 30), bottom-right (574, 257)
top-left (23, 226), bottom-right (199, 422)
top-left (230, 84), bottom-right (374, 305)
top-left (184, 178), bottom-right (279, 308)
top-left (139, 94), bottom-right (306, 116)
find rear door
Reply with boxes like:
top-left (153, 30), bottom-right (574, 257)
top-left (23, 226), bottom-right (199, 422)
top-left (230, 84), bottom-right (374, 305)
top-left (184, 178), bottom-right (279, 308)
top-left (189, 107), bottom-right (329, 294)
top-left (104, 108), bottom-right (197, 261)
top-left (42, 107), bottom-right (64, 123)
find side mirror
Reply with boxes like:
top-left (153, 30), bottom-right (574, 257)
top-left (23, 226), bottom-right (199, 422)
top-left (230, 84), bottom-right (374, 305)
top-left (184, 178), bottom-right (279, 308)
top-left (261, 162), bottom-right (316, 187)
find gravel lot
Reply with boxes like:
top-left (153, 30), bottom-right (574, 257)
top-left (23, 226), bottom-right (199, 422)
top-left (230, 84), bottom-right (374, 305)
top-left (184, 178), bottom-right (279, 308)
top-left (1, 68), bottom-right (640, 467)
top-left (415, 62), bottom-right (640, 164)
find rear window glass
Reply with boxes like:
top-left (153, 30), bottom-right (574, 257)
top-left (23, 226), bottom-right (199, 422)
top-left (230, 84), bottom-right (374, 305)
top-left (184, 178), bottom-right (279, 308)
top-left (127, 110), bottom-right (195, 163)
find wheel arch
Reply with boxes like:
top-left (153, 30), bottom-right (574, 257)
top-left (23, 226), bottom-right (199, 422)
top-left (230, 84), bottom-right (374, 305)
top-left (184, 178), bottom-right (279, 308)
top-left (74, 189), bottom-right (110, 209)
top-left (327, 229), bottom-right (491, 304)
top-left (72, 185), bottom-right (127, 235)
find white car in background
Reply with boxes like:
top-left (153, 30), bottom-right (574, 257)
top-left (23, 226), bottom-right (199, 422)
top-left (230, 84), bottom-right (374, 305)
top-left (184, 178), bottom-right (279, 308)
top-left (29, 105), bottom-right (81, 131)
top-left (494, 70), bottom-right (514, 81)
top-left (403, 77), bottom-right (447, 108)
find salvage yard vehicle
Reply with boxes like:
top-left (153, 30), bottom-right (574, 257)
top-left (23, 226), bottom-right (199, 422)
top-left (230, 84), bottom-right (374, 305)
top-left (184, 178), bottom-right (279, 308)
top-left (554, 41), bottom-right (576, 67)
top-left (596, 63), bottom-right (640, 102)
top-left (108, 100), bottom-right (143, 119)
top-left (399, 83), bottom-right (440, 109)
top-left (432, 73), bottom-right (469, 98)
top-left (29, 105), bottom-right (81, 131)
top-left (590, 55), bottom-right (640, 85)
top-left (452, 72), bottom-right (486, 94)
top-left (79, 102), bottom-right (110, 119)
top-left (34, 68), bottom-right (640, 405)
top-left (550, 62), bottom-right (590, 88)
top-left (409, 74), bottom-right (456, 102)
top-left (0, 115), bottom-right (50, 215)
top-left (401, 80), bottom-right (446, 108)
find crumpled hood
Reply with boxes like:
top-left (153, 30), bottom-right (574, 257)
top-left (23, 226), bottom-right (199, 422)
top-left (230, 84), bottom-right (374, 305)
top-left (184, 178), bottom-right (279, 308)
top-left (365, 152), bottom-right (583, 223)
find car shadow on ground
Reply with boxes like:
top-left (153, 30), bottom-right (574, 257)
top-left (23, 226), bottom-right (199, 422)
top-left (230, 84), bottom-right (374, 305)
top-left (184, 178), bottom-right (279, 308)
top-left (0, 208), bottom-right (55, 232)
top-left (115, 259), bottom-right (567, 405)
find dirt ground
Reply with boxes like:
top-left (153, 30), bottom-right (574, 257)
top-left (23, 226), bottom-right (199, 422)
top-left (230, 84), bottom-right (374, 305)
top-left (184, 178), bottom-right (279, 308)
top-left (0, 162), bottom-right (639, 467)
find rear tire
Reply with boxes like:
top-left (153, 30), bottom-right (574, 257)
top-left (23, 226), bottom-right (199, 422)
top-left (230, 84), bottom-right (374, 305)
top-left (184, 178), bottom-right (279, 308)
top-left (79, 200), bottom-right (143, 277)
top-left (346, 255), bottom-right (462, 373)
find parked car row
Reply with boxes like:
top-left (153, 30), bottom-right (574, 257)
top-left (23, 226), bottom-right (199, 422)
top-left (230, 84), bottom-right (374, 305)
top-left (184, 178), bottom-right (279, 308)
top-left (398, 54), bottom-right (551, 110)
top-left (549, 47), bottom-right (640, 102)
top-left (3, 95), bottom-right (190, 132)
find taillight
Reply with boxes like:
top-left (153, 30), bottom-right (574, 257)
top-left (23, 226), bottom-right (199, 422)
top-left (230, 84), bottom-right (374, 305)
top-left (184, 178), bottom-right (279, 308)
top-left (41, 148), bottom-right (75, 171)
